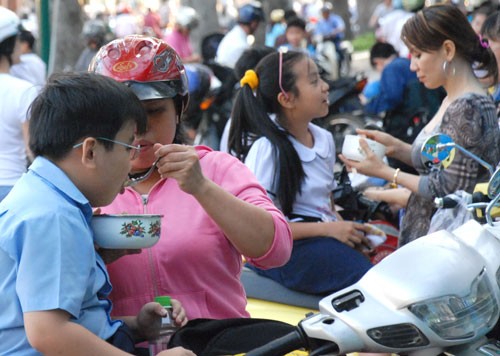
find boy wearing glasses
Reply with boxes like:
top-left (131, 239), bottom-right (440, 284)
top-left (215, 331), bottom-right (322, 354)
top-left (0, 73), bottom-right (193, 356)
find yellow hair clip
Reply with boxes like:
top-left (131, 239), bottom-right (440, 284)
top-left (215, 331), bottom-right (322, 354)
top-left (240, 69), bottom-right (259, 90)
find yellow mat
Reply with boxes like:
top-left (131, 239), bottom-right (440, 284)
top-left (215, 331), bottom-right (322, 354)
top-left (246, 297), bottom-right (317, 325)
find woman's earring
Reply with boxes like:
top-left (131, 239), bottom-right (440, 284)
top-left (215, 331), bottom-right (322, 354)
top-left (442, 60), bottom-right (456, 76)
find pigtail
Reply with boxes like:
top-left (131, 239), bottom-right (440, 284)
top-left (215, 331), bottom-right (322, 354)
top-left (229, 82), bottom-right (270, 161)
top-left (273, 130), bottom-right (304, 216)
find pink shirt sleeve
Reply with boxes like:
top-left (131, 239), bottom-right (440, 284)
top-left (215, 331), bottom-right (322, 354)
top-left (245, 211), bottom-right (293, 269)
top-left (202, 150), bottom-right (293, 269)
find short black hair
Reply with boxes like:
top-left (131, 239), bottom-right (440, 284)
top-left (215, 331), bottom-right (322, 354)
top-left (286, 16), bottom-right (306, 31)
top-left (234, 45), bottom-right (275, 79)
top-left (18, 29), bottom-right (35, 50)
top-left (29, 72), bottom-right (147, 160)
top-left (369, 41), bottom-right (397, 67)
top-left (0, 34), bottom-right (17, 65)
top-left (283, 9), bottom-right (297, 21)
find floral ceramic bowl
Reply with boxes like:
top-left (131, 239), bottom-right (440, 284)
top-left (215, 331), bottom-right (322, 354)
top-left (92, 214), bottom-right (163, 249)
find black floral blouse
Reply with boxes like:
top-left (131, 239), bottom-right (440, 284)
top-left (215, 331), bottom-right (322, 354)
top-left (399, 93), bottom-right (500, 246)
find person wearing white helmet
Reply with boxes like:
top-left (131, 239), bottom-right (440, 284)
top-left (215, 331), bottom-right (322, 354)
top-left (0, 6), bottom-right (38, 202)
top-left (164, 6), bottom-right (201, 63)
top-left (215, 2), bottom-right (265, 69)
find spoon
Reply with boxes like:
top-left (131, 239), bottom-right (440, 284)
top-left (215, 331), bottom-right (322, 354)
top-left (123, 158), bottom-right (160, 187)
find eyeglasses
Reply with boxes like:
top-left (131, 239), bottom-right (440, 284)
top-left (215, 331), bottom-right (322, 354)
top-left (73, 137), bottom-right (141, 160)
top-left (278, 47), bottom-right (289, 100)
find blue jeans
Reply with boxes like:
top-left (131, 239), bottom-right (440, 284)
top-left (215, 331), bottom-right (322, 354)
top-left (0, 186), bottom-right (13, 202)
top-left (247, 237), bottom-right (372, 295)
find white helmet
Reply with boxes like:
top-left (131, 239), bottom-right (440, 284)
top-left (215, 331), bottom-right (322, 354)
top-left (175, 6), bottom-right (199, 30)
top-left (0, 6), bottom-right (20, 43)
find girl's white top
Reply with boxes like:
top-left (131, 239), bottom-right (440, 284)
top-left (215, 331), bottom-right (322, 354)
top-left (245, 122), bottom-right (337, 221)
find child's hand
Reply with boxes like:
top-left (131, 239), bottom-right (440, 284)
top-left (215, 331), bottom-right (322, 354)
top-left (322, 221), bottom-right (372, 249)
top-left (157, 347), bottom-right (196, 356)
top-left (135, 299), bottom-right (188, 341)
top-left (171, 298), bottom-right (188, 327)
top-left (136, 302), bottom-right (166, 341)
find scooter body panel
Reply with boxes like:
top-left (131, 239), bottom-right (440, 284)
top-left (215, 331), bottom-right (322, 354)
top-left (299, 222), bottom-right (500, 355)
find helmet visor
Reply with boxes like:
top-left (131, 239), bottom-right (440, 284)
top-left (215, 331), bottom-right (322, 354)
top-left (125, 80), bottom-right (189, 113)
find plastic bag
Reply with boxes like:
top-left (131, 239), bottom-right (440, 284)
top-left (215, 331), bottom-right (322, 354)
top-left (428, 191), bottom-right (473, 234)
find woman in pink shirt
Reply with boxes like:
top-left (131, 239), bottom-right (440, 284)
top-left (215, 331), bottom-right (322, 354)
top-left (89, 35), bottom-right (293, 320)
top-left (164, 6), bottom-right (201, 63)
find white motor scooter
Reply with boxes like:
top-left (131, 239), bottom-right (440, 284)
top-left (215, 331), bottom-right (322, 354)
top-left (246, 134), bottom-right (500, 356)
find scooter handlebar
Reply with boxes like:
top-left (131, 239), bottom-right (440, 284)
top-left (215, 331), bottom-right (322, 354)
top-left (244, 328), bottom-right (306, 356)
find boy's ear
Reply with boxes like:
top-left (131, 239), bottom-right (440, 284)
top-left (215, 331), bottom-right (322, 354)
top-left (79, 138), bottom-right (98, 168)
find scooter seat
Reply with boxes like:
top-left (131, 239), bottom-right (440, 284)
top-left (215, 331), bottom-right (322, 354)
top-left (241, 267), bottom-right (322, 309)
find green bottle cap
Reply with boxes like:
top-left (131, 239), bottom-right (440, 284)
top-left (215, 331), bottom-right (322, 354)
top-left (155, 295), bottom-right (172, 307)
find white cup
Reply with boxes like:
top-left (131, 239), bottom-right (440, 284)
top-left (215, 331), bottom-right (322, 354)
top-left (341, 134), bottom-right (386, 161)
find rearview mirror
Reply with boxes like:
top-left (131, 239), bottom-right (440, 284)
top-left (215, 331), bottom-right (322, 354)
top-left (420, 133), bottom-right (455, 169)
top-left (421, 133), bottom-right (494, 175)
top-left (421, 134), bottom-right (500, 225)
top-left (488, 168), bottom-right (500, 199)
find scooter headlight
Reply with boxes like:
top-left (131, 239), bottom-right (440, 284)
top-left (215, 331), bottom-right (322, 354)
top-left (408, 270), bottom-right (498, 340)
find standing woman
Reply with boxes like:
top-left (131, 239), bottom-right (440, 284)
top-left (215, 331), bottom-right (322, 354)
top-left (0, 7), bottom-right (38, 201)
top-left (229, 50), bottom-right (374, 296)
top-left (340, 4), bottom-right (500, 246)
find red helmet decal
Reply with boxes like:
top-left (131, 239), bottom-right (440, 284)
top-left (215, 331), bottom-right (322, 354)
top-left (112, 61), bottom-right (139, 73)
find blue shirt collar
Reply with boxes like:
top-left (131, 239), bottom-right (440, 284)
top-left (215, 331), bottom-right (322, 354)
top-left (29, 156), bottom-right (93, 221)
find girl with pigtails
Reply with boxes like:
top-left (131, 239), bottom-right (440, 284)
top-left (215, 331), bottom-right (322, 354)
top-left (229, 50), bottom-right (374, 295)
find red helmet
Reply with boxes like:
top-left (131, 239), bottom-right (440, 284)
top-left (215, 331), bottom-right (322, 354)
top-left (89, 35), bottom-right (189, 113)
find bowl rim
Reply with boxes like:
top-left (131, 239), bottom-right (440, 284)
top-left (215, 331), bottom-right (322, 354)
top-left (93, 214), bottom-right (164, 218)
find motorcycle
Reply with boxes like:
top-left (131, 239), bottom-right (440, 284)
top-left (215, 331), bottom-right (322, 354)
top-left (183, 61), bottom-right (234, 150)
top-left (314, 34), bottom-right (353, 80)
top-left (244, 134), bottom-right (500, 356)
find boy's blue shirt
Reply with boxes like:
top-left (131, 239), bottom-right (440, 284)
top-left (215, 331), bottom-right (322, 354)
top-left (0, 156), bottom-right (121, 355)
